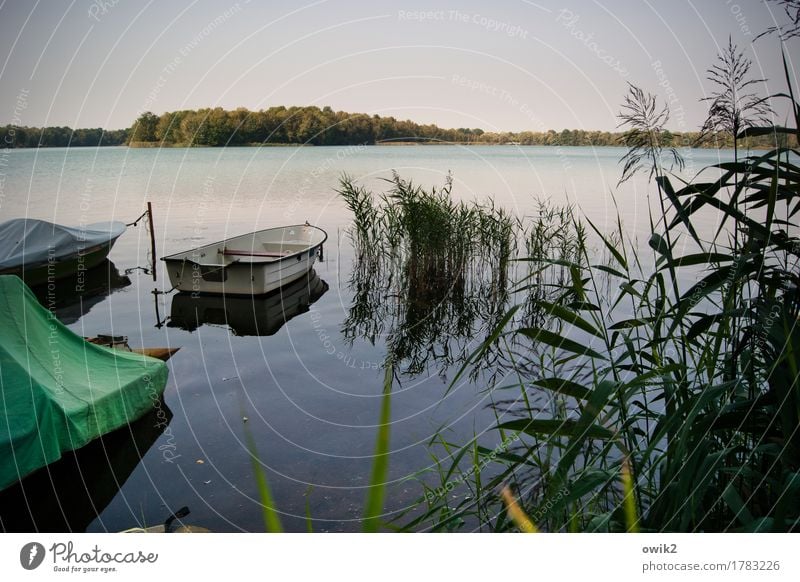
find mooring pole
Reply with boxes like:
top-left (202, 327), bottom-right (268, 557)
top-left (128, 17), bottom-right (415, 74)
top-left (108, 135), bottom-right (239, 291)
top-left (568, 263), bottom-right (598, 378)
top-left (147, 201), bottom-right (157, 282)
top-left (152, 289), bottom-right (164, 328)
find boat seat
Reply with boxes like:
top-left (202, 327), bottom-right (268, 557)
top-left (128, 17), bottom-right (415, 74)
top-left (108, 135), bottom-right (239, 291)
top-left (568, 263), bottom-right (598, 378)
top-left (183, 257), bottom-right (239, 267)
top-left (220, 249), bottom-right (291, 258)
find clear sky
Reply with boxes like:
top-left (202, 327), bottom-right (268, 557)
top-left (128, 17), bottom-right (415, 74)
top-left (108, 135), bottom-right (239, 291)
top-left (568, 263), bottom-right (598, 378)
top-left (0, 0), bottom-right (796, 132)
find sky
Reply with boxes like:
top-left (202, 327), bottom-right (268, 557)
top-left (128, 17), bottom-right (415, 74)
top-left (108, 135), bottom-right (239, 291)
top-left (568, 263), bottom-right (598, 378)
top-left (0, 0), bottom-right (796, 132)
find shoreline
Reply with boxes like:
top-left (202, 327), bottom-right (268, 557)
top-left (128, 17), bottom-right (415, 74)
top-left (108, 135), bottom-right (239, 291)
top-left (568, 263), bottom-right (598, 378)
top-left (4, 141), bottom-right (776, 151)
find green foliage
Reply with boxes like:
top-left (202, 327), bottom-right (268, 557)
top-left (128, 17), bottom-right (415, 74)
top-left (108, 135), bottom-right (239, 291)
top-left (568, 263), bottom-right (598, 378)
top-left (129, 106), bottom-right (486, 147)
top-left (399, 43), bottom-right (800, 533)
top-left (339, 173), bottom-right (590, 380)
top-left (4, 107), bottom-right (796, 150)
top-left (0, 125), bottom-right (128, 147)
top-left (128, 105), bottom-right (794, 148)
top-left (244, 425), bottom-right (284, 533)
top-left (128, 111), bottom-right (159, 144)
top-left (362, 363), bottom-right (395, 533)
top-left (339, 172), bottom-right (519, 376)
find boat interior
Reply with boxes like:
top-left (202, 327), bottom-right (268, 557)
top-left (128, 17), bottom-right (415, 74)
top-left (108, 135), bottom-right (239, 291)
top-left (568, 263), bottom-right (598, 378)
top-left (164, 227), bottom-right (324, 267)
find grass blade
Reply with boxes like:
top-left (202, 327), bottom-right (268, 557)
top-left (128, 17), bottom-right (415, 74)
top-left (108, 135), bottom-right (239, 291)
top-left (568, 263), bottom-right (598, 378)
top-left (244, 426), bottom-right (284, 533)
top-left (500, 486), bottom-right (539, 533)
top-left (621, 458), bottom-right (640, 533)
top-left (363, 362), bottom-right (394, 532)
top-left (517, 327), bottom-right (607, 360)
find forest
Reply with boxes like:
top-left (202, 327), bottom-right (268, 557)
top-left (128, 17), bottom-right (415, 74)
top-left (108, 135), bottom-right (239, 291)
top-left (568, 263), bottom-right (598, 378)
top-left (2, 105), bottom-right (794, 149)
top-left (0, 125), bottom-right (128, 147)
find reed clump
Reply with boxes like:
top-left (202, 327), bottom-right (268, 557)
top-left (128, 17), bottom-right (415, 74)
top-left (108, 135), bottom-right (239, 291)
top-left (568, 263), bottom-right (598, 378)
top-left (338, 172), bottom-right (518, 375)
top-left (338, 172), bottom-right (588, 377)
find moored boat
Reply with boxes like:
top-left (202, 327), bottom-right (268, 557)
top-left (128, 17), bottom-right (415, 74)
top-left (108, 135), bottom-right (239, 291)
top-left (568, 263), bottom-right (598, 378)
top-left (0, 218), bottom-right (126, 286)
top-left (161, 224), bottom-right (327, 295)
top-left (0, 404), bottom-right (172, 532)
top-left (0, 275), bottom-right (169, 492)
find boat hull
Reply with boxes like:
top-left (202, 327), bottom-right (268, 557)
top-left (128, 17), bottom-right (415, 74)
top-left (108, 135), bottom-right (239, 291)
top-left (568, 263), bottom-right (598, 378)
top-left (0, 219), bottom-right (126, 286)
top-left (0, 240), bottom-right (119, 287)
top-left (162, 224), bottom-right (327, 296)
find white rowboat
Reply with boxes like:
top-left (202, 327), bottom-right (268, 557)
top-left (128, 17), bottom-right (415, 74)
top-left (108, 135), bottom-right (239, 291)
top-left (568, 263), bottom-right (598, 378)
top-left (161, 224), bottom-right (327, 295)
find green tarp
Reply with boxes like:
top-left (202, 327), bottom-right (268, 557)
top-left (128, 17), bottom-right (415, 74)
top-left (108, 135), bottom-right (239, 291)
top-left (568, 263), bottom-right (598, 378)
top-left (0, 275), bottom-right (168, 491)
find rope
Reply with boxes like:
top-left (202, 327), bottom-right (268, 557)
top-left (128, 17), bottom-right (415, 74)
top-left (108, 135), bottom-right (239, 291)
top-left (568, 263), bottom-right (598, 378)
top-left (152, 283), bottom-right (179, 295)
top-left (126, 210), bottom-right (149, 227)
top-left (126, 208), bottom-right (156, 276)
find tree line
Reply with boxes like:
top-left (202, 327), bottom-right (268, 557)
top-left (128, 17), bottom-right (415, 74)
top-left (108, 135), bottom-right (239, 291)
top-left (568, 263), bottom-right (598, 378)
top-left (3, 105), bottom-right (793, 149)
top-left (0, 125), bottom-right (128, 147)
top-left (128, 106), bottom-right (791, 149)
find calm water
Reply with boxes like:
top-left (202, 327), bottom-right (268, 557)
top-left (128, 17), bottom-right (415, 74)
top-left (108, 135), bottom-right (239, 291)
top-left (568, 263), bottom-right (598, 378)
top-left (0, 145), bottom-right (734, 532)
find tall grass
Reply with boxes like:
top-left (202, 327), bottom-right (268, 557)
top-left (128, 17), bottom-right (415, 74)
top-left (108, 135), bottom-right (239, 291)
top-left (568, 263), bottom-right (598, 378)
top-left (238, 17), bottom-right (797, 537)
top-left (396, 44), bottom-right (800, 533)
top-left (339, 173), bottom-right (585, 378)
top-left (339, 172), bottom-right (515, 375)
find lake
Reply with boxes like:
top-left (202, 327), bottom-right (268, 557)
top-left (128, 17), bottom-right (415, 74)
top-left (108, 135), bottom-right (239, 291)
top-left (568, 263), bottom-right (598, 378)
top-left (0, 145), bottom-right (734, 532)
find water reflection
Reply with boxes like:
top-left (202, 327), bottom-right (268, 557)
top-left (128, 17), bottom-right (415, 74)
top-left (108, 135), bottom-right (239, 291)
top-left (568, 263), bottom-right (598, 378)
top-left (342, 250), bottom-right (516, 377)
top-left (168, 269), bottom-right (329, 336)
top-left (29, 259), bottom-right (131, 324)
top-left (0, 403), bottom-right (172, 532)
top-left (340, 197), bottom-right (582, 379)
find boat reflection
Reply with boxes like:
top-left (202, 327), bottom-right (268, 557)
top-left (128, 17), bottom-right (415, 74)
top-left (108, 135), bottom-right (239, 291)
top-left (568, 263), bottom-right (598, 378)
top-left (29, 259), bottom-right (131, 324)
top-left (0, 402), bottom-right (172, 532)
top-left (168, 269), bottom-right (329, 336)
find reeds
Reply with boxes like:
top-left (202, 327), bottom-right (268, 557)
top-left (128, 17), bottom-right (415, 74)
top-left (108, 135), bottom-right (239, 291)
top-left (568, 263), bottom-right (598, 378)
top-left (397, 45), bottom-right (800, 533)
top-left (338, 172), bottom-right (521, 376)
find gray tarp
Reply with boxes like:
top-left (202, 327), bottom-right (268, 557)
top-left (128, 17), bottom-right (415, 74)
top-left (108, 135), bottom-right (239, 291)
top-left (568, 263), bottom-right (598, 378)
top-left (0, 219), bottom-right (126, 271)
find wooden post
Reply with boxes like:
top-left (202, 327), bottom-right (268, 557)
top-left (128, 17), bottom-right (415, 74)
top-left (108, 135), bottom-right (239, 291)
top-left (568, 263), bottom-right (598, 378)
top-left (147, 201), bottom-right (157, 282)
top-left (152, 288), bottom-right (163, 328)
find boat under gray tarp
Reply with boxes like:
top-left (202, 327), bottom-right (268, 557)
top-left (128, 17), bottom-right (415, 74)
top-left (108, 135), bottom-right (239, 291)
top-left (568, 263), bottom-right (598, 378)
top-left (0, 218), bottom-right (126, 285)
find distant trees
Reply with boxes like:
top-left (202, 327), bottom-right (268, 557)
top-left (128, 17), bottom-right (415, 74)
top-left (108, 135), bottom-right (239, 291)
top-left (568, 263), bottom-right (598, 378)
top-left (125, 106), bottom-right (490, 147)
top-left (2, 106), bottom-right (793, 149)
top-left (0, 125), bottom-right (128, 147)
top-left (125, 106), bottom-right (651, 147)
top-left (127, 111), bottom-right (159, 143)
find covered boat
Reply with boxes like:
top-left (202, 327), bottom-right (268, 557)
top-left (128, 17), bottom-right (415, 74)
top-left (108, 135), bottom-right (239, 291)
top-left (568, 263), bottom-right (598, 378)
top-left (0, 404), bottom-right (172, 531)
top-left (161, 224), bottom-right (327, 295)
top-left (0, 218), bottom-right (126, 286)
top-left (0, 275), bottom-right (169, 492)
